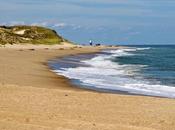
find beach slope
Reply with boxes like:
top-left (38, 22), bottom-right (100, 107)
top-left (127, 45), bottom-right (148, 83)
top-left (0, 45), bottom-right (175, 130)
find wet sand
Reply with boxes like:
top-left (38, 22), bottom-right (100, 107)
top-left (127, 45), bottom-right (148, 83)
top-left (0, 44), bottom-right (175, 130)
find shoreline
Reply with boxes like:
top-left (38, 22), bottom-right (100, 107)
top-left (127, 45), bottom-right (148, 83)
top-left (48, 50), bottom-right (173, 99)
top-left (0, 44), bottom-right (107, 89)
top-left (0, 44), bottom-right (175, 130)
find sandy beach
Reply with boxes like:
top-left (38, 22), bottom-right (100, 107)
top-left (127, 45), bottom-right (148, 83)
top-left (0, 44), bottom-right (175, 130)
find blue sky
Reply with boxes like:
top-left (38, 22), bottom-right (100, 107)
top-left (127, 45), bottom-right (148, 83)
top-left (1, 0), bottom-right (175, 45)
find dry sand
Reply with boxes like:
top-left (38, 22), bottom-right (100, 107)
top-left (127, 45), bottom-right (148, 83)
top-left (0, 44), bottom-right (175, 130)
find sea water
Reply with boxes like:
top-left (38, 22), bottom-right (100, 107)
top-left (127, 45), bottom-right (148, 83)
top-left (49, 45), bottom-right (175, 98)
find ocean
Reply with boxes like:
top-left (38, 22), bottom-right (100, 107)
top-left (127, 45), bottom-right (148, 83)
top-left (49, 45), bottom-right (175, 98)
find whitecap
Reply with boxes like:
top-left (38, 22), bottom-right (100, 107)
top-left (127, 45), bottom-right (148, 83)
top-left (52, 47), bottom-right (175, 98)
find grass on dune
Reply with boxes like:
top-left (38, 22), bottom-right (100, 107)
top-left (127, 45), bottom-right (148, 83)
top-left (0, 25), bottom-right (70, 45)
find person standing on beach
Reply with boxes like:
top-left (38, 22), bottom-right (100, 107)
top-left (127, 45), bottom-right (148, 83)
top-left (89, 40), bottom-right (93, 46)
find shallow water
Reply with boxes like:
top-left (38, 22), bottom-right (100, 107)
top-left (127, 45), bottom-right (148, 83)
top-left (49, 45), bottom-right (175, 98)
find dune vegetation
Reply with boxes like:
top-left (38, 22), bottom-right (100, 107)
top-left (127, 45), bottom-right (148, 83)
top-left (0, 25), bottom-right (69, 45)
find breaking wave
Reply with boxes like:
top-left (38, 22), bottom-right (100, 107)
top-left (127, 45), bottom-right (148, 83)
top-left (52, 47), bottom-right (175, 98)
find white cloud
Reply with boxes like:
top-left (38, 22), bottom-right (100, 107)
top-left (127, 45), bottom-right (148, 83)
top-left (9, 21), bottom-right (25, 26)
top-left (52, 23), bottom-right (67, 28)
top-left (31, 22), bottom-right (48, 26)
top-left (0, 21), bottom-right (83, 31)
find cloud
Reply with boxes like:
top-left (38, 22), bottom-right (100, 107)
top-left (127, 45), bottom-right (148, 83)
top-left (0, 21), bottom-right (27, 26)
top-left (52, 23), bottom-right (67, 28)
top-left (52, 22), bottom-right (82, 30)
top-left (30, 21), bottom-right (69, 29)
top-left (0, 21), bottom-right (48, 27)
top-left (9, 21), bottom-right (25, 26)
top-left (31, 22), bottom-right (48, 26)
top-left (0, 20), bottom-right (83, 30)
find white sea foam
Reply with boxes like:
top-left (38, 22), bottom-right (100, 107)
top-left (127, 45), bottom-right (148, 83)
top-left (53, 47), bottom-right (175, 98)
top-left (136, 47), bottom-right (151, 50)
